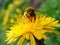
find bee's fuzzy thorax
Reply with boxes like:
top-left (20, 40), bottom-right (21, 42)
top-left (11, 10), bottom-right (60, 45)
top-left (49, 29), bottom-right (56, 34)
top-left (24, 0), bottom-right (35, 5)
top-left (25, 7), bottom-right (35, 11)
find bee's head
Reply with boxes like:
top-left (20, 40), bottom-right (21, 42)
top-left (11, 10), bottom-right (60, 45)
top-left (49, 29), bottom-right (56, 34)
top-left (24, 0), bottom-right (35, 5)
top-left (25, 7), bottom-right (35, 17)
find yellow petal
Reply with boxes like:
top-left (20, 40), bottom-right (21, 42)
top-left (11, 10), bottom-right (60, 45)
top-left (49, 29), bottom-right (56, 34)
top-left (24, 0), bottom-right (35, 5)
top-left (42, 34), bottom-right (47, 40)
top-left (7, 38), bottom-right (17, 44)
top-left (25, 33), bottom-right (30, 40)
top-left (47, 29), bottom-right (60, 34)
top-left (17, 35), bottom-right (25, 45)
top-left (32, 30), bottom-right (46, 40)
top-left (30, 34), bottom-right (36, 45)
top-left (43, 28), bottom-right (60, 34)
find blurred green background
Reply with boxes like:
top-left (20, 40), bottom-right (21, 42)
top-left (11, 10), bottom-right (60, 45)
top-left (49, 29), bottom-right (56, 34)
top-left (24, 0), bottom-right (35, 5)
top-left (0, 0), bottom-right (60, 45)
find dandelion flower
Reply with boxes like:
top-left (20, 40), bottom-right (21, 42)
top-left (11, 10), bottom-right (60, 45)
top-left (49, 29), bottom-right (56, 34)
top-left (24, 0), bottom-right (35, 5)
top-left (6, 15), bottom-right (60, 45)
top-left (5, 7), bottom-right (60, 45)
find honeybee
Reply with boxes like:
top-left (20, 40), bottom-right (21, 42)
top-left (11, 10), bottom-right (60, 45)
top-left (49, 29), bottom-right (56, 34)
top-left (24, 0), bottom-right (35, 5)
top-left (23, 7), bottom-right (36, 22)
